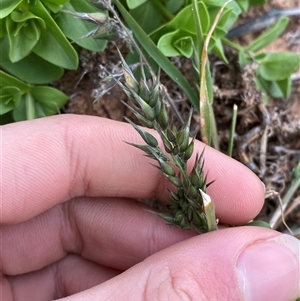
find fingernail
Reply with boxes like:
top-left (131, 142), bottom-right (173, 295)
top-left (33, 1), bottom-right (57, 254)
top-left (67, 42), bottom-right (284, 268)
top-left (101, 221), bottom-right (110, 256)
top-left (236, 234), bottom-right (300, 301)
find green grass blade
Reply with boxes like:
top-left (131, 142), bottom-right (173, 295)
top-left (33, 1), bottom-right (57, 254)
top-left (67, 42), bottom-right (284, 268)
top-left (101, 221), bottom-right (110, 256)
top-left (227, 103), bottom-right (237, 156)
top-left (114, 0), bottom-right (199, 111)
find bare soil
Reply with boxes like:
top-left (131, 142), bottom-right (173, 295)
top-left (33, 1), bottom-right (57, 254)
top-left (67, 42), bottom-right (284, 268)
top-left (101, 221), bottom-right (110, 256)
top-left (55, 0), bottom-right (300, 235)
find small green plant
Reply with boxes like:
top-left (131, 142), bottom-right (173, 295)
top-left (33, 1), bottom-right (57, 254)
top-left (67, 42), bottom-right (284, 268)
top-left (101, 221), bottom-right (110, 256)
top-left (223, 16), bottom-right (300, 102)
top-left (0, 70), bottom-right (68, 120)
top-left (0, 0), bottom-right (107, 122)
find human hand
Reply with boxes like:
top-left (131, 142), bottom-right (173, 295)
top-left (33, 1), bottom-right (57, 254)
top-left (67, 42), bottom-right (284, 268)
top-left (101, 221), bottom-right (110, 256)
top-left (2, 115), bottom-right (299, 301)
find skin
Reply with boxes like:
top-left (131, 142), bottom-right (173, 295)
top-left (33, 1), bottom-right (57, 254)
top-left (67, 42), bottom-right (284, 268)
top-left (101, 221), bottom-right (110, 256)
top-left (1, 114), bottom-right (283, 300)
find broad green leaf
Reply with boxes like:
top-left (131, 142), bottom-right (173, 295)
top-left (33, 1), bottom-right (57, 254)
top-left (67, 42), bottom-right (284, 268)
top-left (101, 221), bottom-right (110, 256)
top-left (41, 0), bottom-right (70, 13)
top-left (10, 9), bottom-right (45, 25)
top-left (31, 86), bottom-right (68, 109)
top-left (157, 30), bottom-right (182, 57)
top-left (0, 86), bottom-right (21, 114)
top-left (256, 77), bottom-right (292, 99)
top-left (212, 38), bottom-right (227, 62)
top-left (151, 1), bottom-right (238, 57)
top-left (130, 1), bottom-right (160, 34)
top-left (42, 2), bottom-right (64, 13)
top-left (264, 80), bottom-right (284, 98)
top-left (6, 13), bottom-right (44, 62)
top-left (235, 0), bottom-right (249, 11)
top-left (192, 0), bottom-right (205, 56)
top-left (166, 0), bottom-right (184, 14)
top-left (12, 86), bottom-right (68, 121)
top-left (29, 1), bottom-right (78, 69)
top-left (254, 76), bottom-right (270, 103)
top-left (214, 5), bottom-right (239, 35)
top-left (157, 29), bottom-right (195, 58)
top-left (150, 2), bottom-right (203, 43)
top-left (246, 17), bottom-right (289, 52)
top-left (174, 36), bottom-right (194, 58)
top-left (0, 70), bottom-right (31, 92)
top-left (12, 95), bottom-right (27, 121)
top-left (115, 0), bottom-right (199, 111)
top-left (0, 0), bottom-right (23, 19)
top-left (56, 0), bottom-right (107, 52)
top-left (127, 0), bottom-right (147, 9)
top-left (0, 38), bottom-right (64, 84)
top-left (275, 77), bottom-right (291, 98)
top-left (256, 52), bottom-right (300, 81)
top-left (196, 1), bottom-right (210, 34)
top-left (12, 94), bottom-right (44, 121)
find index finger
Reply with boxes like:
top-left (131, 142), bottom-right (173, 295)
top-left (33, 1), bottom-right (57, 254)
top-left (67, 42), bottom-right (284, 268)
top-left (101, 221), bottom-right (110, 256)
top-left (2, 114), bottom-right (264, 224)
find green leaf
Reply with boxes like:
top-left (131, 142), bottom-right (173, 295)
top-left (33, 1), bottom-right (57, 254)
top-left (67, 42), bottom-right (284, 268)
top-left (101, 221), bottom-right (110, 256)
top-left (275, 77), bottom-right (291, 98)
top-left (150, 2), bottom-right (202, 43)
top-left (212, 38), bottom-right (227, 62)
top-left (29, 1), bottom-right (78, 69)
top-left (196, 1), bottom-right (210, 34)
top-left (115, 0), bottom-right (199, 111)
top-left (127, 0), bottom-right (148, 9)
top-left (173, 35), bottom-right (194, 58)
top-left (31, 86), bottom-right (68, 110)
top-left (166, 0), bottom-right (184, 14)
top-left (12, 94), bottom-right (26, 121)
top-left (130, 1), bottom-right (160, 34)
top-left (151, 1), bottom-right (239, 57)
top-left (12, 86), bottom-right (68, 121)
top-left (12, 93), bottom-right (36, 121)
top-left (157, 29), bottom-right (195, 58)
top-left (246, 17), bottom-right (289, 53)
top-left (6, 12), bottom-right (44, 62)
top-left (56, 0), bottom-right (107, 52)
top-left (0, 86), bottom-right (22, 114)
top-left (0, 0), bottom-right (23, 19)
top-left (235, 0), bottom-right (249, 11)
top-left (256, 76), bottom-right (292, 99)
top-left (0, 70), bottom-right (31, 92)
top-left (0, 39), bottom-right (64, 84)
top-left (213, 4), bottom-right (239, 35)
top-left (42, 0), bottom-right (69, 12)
top-left (256, 52), bottom-right (300, 81)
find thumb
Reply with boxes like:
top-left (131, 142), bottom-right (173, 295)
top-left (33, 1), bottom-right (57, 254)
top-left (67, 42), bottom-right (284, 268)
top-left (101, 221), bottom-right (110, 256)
top-left (62, 227), bottom-right (300, 301)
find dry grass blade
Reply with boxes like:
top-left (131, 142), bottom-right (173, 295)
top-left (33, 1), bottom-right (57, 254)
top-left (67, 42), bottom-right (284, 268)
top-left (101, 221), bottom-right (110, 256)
top-left (199, 0), bottom-right (233, 149)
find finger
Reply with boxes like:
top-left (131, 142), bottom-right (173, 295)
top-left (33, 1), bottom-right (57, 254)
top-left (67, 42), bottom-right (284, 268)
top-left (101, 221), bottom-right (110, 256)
top-left (2, 198), bottom-right (195, 275)
top-left (61, 228), bottom-right (300, 301)
top-left (2, 254), bottom-right (120, 301)
top-left (2, 115), bottom-right (264, 224)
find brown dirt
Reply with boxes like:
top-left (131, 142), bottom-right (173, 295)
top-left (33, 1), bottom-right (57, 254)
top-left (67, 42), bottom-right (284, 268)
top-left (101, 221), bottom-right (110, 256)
top-left (55, 1), bottom-right (300, 234)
